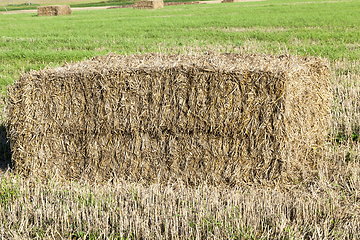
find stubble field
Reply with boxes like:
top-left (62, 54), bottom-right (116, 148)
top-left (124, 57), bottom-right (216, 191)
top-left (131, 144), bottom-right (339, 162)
top-left (0, 0), bottom-right (360, 238)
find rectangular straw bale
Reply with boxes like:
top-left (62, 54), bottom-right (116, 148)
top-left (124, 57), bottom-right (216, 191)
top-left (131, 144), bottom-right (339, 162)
top-left (37, 5), bottom-right (72, 16)
top-left (133, 0), bottom-right (164, 9)
top-left (7, 53), bottom-right (331, 184)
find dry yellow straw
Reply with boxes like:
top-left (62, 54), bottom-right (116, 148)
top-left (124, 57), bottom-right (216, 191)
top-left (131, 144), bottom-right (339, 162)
top-left (7, 53), bottom-right (331, 185)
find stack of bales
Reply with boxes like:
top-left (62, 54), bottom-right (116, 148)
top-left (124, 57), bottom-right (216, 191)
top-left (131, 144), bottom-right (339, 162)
top-left (37, 5), bottom-right (72, 16)
top-left (7, 53), bottom-right (331, 184)
top-left (133, 0), bottom-right (164, 9)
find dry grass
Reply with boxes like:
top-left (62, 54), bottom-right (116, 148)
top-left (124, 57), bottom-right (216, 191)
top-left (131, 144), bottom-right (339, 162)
top-left (0, 154), bottom-right (359, 239)
top-left (0, 58), bottom-right (359, 239)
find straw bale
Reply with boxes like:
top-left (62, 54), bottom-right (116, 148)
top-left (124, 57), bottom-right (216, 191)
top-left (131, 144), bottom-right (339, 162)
top-left (7, 53), bottom-right (331, 184)
top-left (37, 5), bottom-right (72, 16)
top-left (133, 0), bottom-right (164, 9)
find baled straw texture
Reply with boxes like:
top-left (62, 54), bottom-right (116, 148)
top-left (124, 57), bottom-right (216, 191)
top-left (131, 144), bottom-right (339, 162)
top-left (37, 5), bottom-right (72, 16)
top-left (133, 1), bottom-right (164, 9)
top-left (7, 53), bottom-right (331, 185)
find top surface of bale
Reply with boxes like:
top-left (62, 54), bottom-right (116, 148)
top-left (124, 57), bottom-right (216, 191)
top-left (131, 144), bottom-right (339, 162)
top-left (52, 53), bottom-right (325, 78)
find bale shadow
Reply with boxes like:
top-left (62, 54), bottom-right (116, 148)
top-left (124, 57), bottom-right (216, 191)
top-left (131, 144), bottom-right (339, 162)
top-left (0, 123), bottom-right (12, 173)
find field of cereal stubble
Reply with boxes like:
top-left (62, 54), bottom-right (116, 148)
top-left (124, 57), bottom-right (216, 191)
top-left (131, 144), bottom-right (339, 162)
top-left (0, 58), bottom-right (359, 239)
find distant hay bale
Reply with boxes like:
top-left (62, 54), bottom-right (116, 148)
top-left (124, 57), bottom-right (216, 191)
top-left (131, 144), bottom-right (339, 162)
top-left (222, 0), bottom-right (248, 2)
top-left (37, 5), bottom-right (72, 16)
top-left (7, 53), bottom-right (331, 184)
top-left (133, 0), bottom-right (164, 9)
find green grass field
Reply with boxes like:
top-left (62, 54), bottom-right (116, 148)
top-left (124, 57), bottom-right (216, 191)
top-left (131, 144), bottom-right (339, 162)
top-left (1, 0), bottom-right (360, 238)
top-left (0, 0), bottom-right (205, 12)
top-left (0, 0), bottom-right (135, 12)
top-left (1, 0), bottom-right (360, 93)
